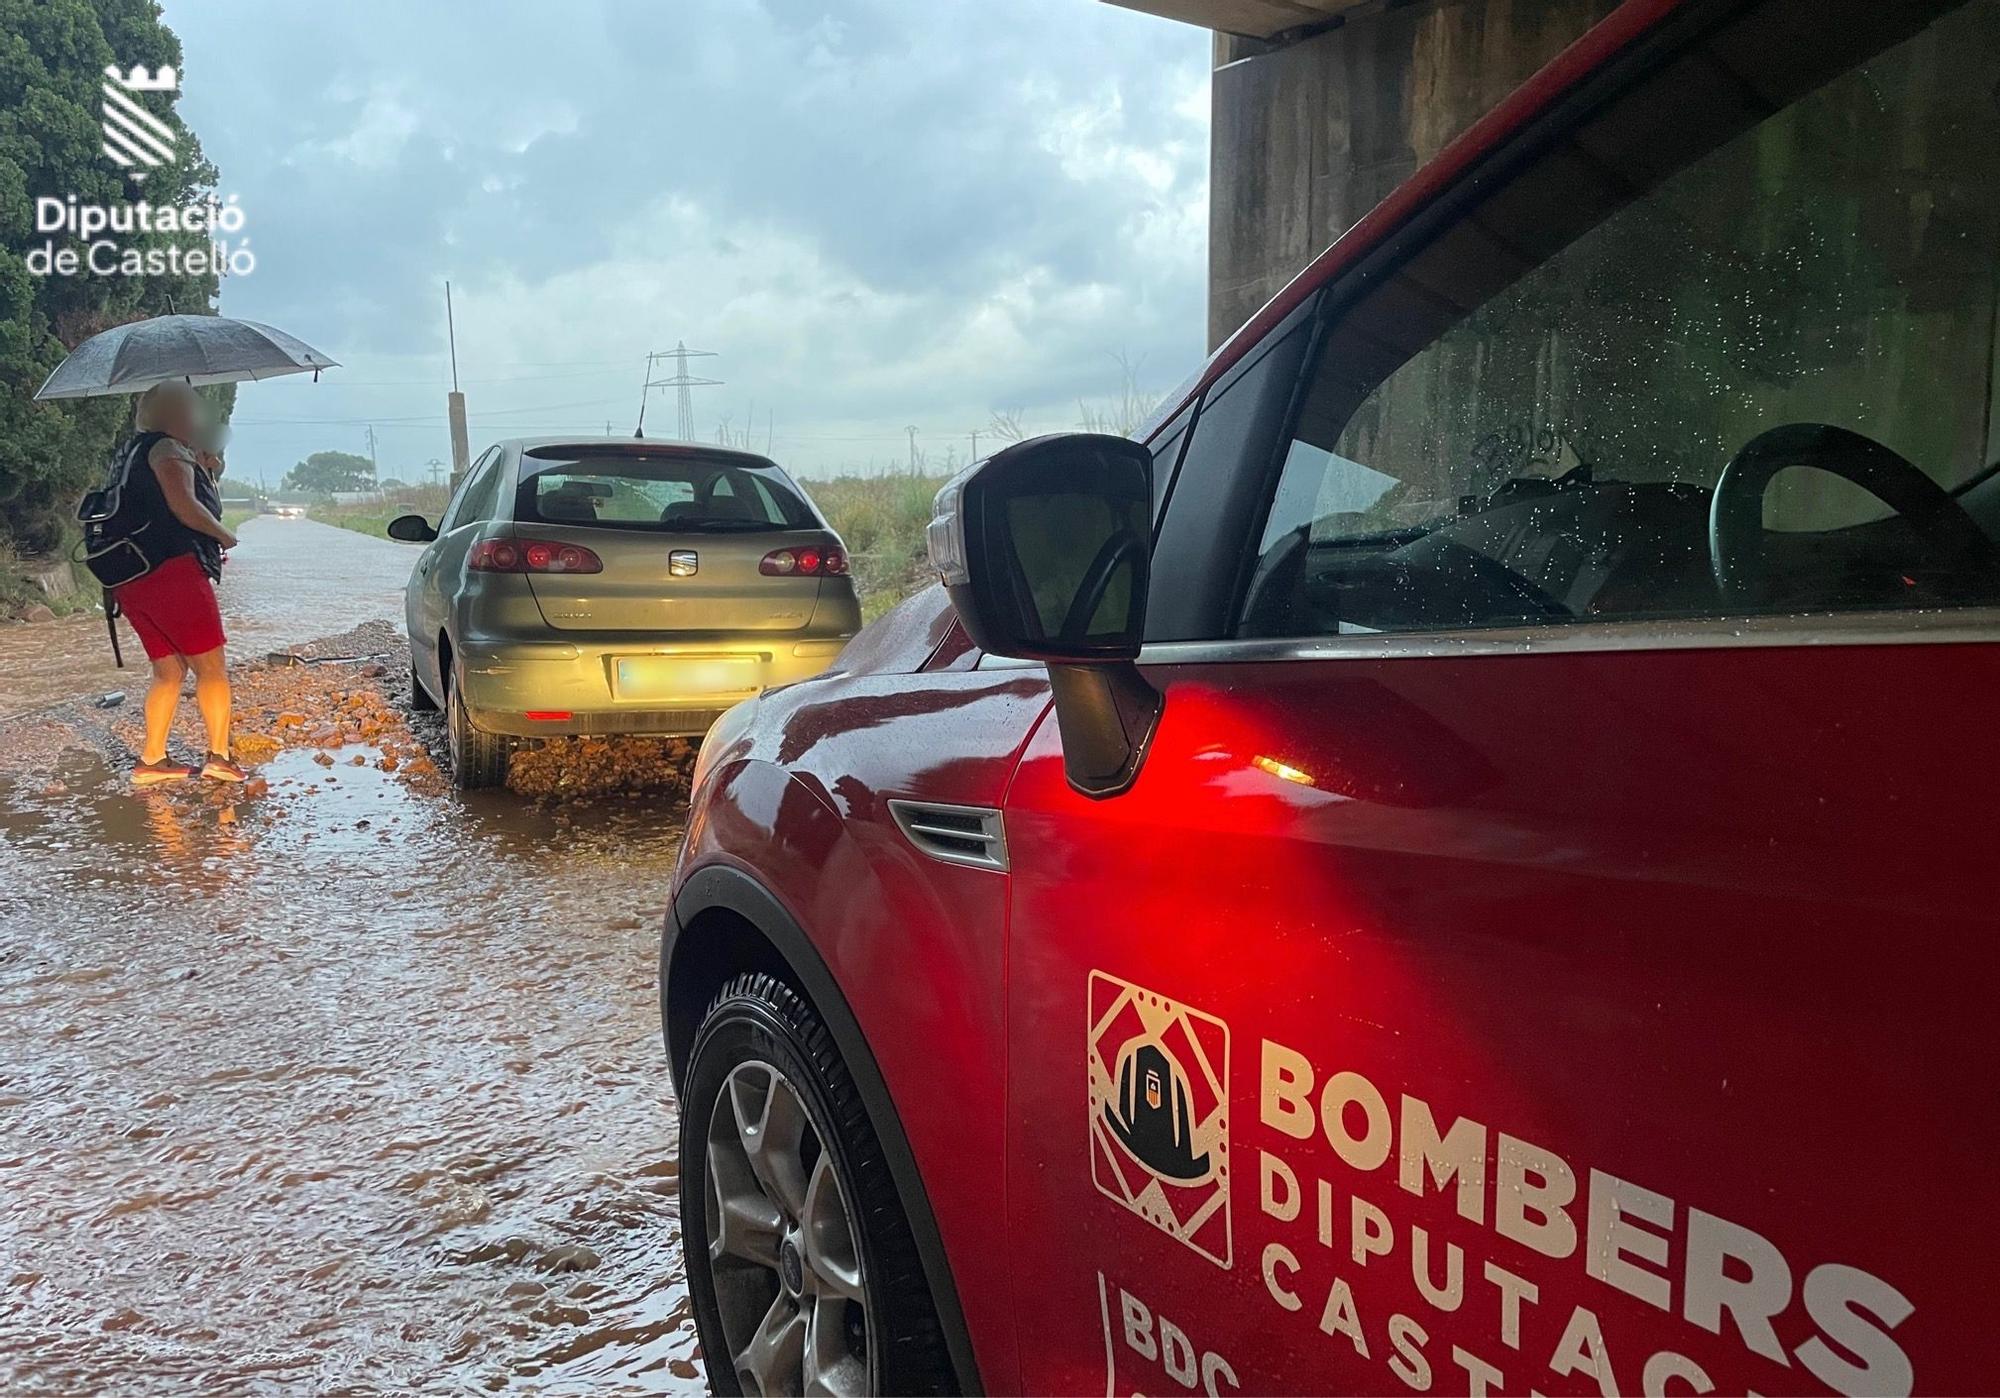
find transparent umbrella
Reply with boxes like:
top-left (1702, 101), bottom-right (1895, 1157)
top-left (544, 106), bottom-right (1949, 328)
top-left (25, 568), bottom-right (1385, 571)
top-left (34, 314), bottom-right (338, 399)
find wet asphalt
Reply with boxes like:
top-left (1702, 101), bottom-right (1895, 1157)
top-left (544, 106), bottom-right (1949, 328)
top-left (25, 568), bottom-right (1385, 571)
top-left (0, 518), bottom-right (703, 1394)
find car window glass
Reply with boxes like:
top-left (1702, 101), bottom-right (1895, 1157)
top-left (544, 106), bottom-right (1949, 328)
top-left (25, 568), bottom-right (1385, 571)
top-left (1237, 1), bottom-right (2000, 639)
top-left (1146, 308), bottom-right (1317, 641)
top-left (437, 449), bottom-right (493, 532)
top-left (452, 453), bottom-right (509, 528)
top-left (517, 452), bottom-right (813, 532)
top-left (742, 475), bottom-right (793, 521)
top-left (1147, 405), bottom-right (1193, 523)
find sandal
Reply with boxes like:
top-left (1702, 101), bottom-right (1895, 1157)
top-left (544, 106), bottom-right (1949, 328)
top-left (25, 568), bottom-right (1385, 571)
top-left (200, 752), bottom-right (248, 783)
top-left (132, 758), bottom-right (195, 786)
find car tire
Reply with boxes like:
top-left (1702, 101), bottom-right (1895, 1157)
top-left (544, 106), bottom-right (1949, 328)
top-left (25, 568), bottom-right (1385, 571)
top-left (409, 658), bottom-right (438, 713)
top-left (445, 662), bottom-right (509, 790)
top-left (683, 972), bottom-right (955, 1397)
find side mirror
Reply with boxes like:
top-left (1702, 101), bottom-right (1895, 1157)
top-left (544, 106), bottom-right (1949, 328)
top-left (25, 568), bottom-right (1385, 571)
top-left (928, 433), bottom-right (1162, 798)
top-left (386, 514), bottom-right (437, 544)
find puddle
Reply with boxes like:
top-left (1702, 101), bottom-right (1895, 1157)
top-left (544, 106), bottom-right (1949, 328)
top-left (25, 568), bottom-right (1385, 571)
top-left (0, 661), bottom-right (704, 1391)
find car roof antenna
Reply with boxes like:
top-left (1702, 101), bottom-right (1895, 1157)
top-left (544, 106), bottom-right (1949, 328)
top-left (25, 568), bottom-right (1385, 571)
top-left (634, 349), bottom-right (657, 438)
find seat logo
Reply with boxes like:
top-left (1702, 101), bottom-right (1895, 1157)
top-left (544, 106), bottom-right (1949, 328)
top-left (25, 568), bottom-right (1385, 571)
top-left (1088, 971), bottom-right (1231, 1267)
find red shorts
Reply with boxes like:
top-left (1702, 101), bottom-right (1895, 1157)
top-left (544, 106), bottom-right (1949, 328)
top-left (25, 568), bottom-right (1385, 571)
top-left (116, 553), bottom-right (226, 662)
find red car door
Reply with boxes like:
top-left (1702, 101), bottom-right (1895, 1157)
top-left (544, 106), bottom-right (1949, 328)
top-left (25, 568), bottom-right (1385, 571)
top-left (1002, 1), bottom-right (2000, 1392)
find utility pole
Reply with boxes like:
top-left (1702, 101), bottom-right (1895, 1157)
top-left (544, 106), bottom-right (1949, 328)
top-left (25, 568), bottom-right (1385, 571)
top-left (969, 428), bottom-right (980, 463)
top-left (364, 424), bottom-right (379, 479)
top-left (444, 282), bottom-right (470, 484)
top-left (907, 426), bottom-right (920, 475)
top-left (636, 342), bottom-right (722, 440)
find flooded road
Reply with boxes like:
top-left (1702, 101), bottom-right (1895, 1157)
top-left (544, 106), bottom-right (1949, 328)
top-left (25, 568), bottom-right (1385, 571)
top-left (0, 517), bottom-right (411, 716)
top-left (0, 518), bottom-right (704, 1394)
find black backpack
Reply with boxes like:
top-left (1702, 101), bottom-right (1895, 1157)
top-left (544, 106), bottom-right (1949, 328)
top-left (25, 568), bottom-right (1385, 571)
top-left (77, 431), bottom-right (174, 589)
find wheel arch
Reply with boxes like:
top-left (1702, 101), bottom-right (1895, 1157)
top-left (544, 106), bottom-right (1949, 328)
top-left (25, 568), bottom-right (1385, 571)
top-left (662, 863), bottom-right (984, 1395)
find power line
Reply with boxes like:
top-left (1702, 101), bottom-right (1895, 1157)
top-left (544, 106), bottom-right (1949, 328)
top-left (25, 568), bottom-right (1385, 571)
top-left (299, 366), bottom-right (633, 388)
top-left (636, 342), bottom-right (722, 440)
top-left (231, 394), bottom-right (631, 427)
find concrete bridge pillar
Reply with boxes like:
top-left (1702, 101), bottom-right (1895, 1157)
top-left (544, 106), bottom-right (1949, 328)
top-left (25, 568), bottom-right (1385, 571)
top-left (1175, 0), bottom-right (1623, 345)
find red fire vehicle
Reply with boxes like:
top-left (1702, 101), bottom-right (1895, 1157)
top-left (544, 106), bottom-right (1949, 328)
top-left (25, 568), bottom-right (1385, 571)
top-left (661, 0), bottom-right (2000, 1390)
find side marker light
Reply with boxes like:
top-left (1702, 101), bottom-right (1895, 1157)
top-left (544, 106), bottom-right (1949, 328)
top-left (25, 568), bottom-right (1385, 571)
top-left (1253, 755), bottom-right (1315, 786)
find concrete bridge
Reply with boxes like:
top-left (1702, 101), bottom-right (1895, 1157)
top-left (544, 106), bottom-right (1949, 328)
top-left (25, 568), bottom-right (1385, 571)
top-left (1108, 0), bottom-right (1622, 346)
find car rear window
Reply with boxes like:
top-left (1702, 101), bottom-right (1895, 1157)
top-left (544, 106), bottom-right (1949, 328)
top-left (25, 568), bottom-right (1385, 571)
top-left (515, 450), bottom-right (815, 532)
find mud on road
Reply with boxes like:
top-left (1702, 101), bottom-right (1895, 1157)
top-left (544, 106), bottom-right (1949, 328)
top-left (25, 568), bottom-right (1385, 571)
top-left (0, 610), bottom-right (706, 1392)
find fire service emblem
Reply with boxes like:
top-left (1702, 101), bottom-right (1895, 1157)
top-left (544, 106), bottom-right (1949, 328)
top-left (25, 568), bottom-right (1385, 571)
top-left (1088, 970), bottom-right (1232, 1267)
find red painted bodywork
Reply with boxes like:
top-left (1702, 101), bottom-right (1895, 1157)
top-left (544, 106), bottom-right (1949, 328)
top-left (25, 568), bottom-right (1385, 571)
top-left (678, 586), bottom-right (1051, 1390)
top-left (1001, 646), bottom-right (1999, 1393)
top-left (667, 1), bottom-right (1998, 1392)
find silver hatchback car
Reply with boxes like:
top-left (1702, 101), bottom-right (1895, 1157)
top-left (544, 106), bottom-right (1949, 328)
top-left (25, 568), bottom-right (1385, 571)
top-left (388, 438), bottom-right (861, 788)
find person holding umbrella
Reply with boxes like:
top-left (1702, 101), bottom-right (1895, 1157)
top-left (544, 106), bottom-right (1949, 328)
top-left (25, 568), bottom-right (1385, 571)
top-left (36, 311), bottom-right (338, 788)
top-left (117, 381), bottom-right (244, 785)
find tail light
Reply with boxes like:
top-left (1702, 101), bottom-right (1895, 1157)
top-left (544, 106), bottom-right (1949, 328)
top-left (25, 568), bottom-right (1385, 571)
top-left (760, 546), bottom-right (848, 577)
top-left (469, 538), bottom-right (603, 574)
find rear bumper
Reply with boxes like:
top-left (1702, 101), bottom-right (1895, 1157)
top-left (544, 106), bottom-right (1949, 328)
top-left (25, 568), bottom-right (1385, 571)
top-left (456, 633), bottom-right (851, 739)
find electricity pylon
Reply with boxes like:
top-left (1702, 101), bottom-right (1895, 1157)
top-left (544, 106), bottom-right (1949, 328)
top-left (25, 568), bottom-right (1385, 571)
top-left (636, 342), bottom-right (722, 440)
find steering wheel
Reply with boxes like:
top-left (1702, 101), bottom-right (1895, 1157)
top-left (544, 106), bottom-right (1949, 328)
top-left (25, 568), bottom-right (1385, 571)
top-left (1709, 423), bottom-right (2000, 609)
top-left (1059, 529), bottom-right (1147, 641)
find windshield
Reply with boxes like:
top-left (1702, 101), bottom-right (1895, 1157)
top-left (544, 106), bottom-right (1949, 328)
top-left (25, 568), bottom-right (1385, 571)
top-left (515, 453), bottom-right (816, 533)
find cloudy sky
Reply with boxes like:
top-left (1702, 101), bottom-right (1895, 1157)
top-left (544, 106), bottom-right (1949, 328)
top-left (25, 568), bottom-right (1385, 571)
top-left (158, 0), bottom-right (1210, 487)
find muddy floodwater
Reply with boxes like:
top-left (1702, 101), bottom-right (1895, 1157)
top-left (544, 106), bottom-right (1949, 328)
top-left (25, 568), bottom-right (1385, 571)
top-left (0, 516), bottom-right (410, 719)
top-left (0, 519), bottom-right (704, 1393)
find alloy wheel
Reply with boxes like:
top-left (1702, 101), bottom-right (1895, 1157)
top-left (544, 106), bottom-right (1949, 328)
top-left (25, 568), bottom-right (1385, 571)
top-left (704, 1060), bottom-right (870, 1396)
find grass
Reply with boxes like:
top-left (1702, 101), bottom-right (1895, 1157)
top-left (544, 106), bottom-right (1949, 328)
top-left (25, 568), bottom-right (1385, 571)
top-left (308, 487), bottom-right (450, 541)
top-left (306, 475), bottom-right (948, 621)
top-left (801, 472), bottom-right (949, 620)
top-left (0, 531), bottom-right (100, 619)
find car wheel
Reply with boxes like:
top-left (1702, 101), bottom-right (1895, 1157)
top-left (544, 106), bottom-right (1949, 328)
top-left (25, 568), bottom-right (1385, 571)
top-left (683, 973), bottom-right (954, 1397)
top-left (445, 662), bottom-right (509, 790)
top-left (409, 658), bottom-right (438, 713)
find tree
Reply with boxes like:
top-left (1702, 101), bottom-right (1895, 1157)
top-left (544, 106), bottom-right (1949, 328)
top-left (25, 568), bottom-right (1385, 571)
top-left (0, 0), bottom-right (224, 555)
top-left (1075, 350), bottom-right (1155, 438)
top-left (284, 451), bottom-right (375, 495)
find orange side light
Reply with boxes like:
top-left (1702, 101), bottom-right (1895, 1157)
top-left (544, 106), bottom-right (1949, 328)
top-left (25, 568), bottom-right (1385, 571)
top-left (1253, 754), bottom-right (1314, 786)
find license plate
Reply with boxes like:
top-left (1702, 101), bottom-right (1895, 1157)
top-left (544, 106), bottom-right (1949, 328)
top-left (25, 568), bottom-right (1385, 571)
top-left (611, 655), bottom-right (759, 702)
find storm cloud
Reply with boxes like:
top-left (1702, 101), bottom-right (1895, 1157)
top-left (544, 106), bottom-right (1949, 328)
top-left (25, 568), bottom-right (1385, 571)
top-left (163, 0), bottom-right (1209, 481)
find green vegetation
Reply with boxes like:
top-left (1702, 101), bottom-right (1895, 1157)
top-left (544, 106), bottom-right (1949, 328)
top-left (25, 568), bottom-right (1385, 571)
top-left (0, 541), bottom-right (92, 617)
top-left (285, 450), bottom-right (376, 494)
top-left (309, 485), bottom-right (449, 540)
top-left (0, 0), bottom-right (223, 610)
top-left (801, 472), bottom-right (949, 620)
